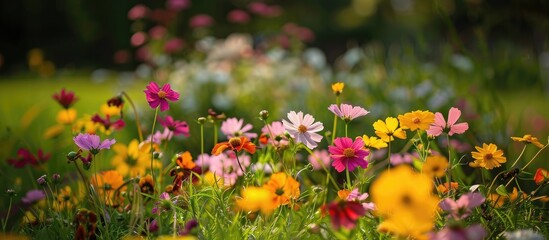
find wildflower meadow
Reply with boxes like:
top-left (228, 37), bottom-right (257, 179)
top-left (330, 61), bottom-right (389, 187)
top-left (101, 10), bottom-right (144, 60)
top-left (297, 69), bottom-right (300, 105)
top-left (1, 1), bottom-right (549, 240)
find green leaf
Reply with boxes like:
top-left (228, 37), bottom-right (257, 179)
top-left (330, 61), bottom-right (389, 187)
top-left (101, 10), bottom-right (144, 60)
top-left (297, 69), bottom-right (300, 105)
top-left (496, 185), bottom-right (509, 197)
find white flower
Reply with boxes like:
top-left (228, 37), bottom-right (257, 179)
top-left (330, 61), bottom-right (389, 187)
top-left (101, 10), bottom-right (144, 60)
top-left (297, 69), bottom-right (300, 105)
top-left (282, 111), bottom-right (324, 149)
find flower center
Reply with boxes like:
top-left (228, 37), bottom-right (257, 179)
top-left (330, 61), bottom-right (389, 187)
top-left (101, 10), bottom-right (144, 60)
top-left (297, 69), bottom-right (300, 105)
top-left (343, 148), bottom-right (356, 158)
top-left (298, 125), bottom-right (308, 133)
top-left (229, 137), bottom-right (242, 148)
top-left (432, 165), bottom-right (440, 173)
top-left (413, 117), bottom-right (420, 124)
top-left (275, 188), bottom-right (285, 196)
top-left (484, 153), bottom-right (493, 160)
top-left (401, 194), bottom-right (412, 207)
top-left (157, 90), bottom-right (167, 99)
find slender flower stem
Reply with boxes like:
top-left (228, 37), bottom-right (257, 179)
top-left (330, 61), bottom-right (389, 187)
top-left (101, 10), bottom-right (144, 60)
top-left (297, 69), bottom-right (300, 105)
top-left (73, 161), bottom-right (90, 195)
top-left (122, 91), bottom-right (144, 142)
top-left (2, 197), bottom-right (12, 231)
top-left (303, 147), bottom-right (340, 190)
top-left (331, 97), bottom-right (340, 144)
top-left (263, 120), bottom-right (277, 147)
top-left (150, 107), bottom-right (160, 191)
top-left (345, 123), bottom-right (348, 138)
top-left (234, 151), bottom-right (245, 173)
top-left (200, 123), bottom-right (204, 177)
top-left (446, 134), bottom-right (453, 198)
top-left (387, 141), bottom-right (392, 170)
top-left (520, 143), bottom-right (548, 171)
top-left (345, 163), bottom-right (352, 189)
top-left (213, 122), bottom-right (219, 145)
top-left (509, 145), bottom-right (527, 168)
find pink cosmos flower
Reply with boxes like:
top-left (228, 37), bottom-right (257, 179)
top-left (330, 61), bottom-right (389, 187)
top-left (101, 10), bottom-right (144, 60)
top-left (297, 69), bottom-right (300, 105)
top-left (248, 2), bottom-right (282, 17)
top-left (149, 26), bottom-right (167, 40)
top-left (328, 104), bottom-right (369, 123)
top-left (207, 152), bottom-right (250, 186)
top-left (189, 14), bottom-right (214, 28)
top-left (283, 111), bottom-right (324, 149)
top-left (308, 149), bottom-right (331, 170)
top-left (427, 107), bottom-right (469, 137)
top-left (260, 121), bottom-right (288, 147)
top-left (73, 133), bottom-right (116, 155)
top-left (227, 10), bottom-right (250, 24)
top-left (128, 4), bottom-right (149, 20)
top-left (439, 192), bottom-right (485, 220)
top-left (430, 224), bottom-right (487, 240)
top-left (130, 32), bottom-right (147, 47)
top-left (345, 188), bottom-right (375, 212)
top-left (390, 152), bottom-right (414, 166)
top-left (159, 115), bottom-right (189, 137)
top-left (220, 117), bottom-right (257, 139)
top-left (146, 128), bottom-right (173, 144)
top-left (329, 137), bottom-right (369, 172)
top-left (144, 82), bottom-right (180, 112)
top-left (166, 0), bottom-right (190, 11)
top-left (164, 38), bottom-right (184, 54)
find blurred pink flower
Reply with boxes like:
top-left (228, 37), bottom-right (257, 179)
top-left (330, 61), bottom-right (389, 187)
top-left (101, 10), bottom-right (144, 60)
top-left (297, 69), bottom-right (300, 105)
top-left (221, 117), bottom-right (257, 139)
top-left (164, 38), bottom-right (184, 54)
top-left (22, 189), bottom-right (46, 205)
top-left (308, 149), bottom-right (331, 170)
top-left (7, 148), bottom-right (50, 168)
top-left (329, 137), bottom-right (369, 172)
top-left (427, 107), bottom-right (469, 137)
top-left (113, 50), bottom-right (130, 64)
top-left (430, 224), bottom-right (487, 240)
top-left (91, 114), bottom-right (125, 131)
top-left (128, 4), bottom-right (149, 20)
top-left (136, 46), bottom-right (150, 62)
top-left (248, 2), bottom-right (282, 17)
top-left (131, 32), bottom-right (147, 47)
top-left (208, 152), bottom-right (250, 186)
top-left (227, 9), bottom-right (250, 23)
top-left (144, 82), bottom-right (180, 111)
top-left (73, 133), bottom-right (116, 155)
top-left (283, 111), bottom-right (324, 149)
top-left (345, 188), bottom-right (375, 212)
top-left (260, 121), bottom-right (288, 147)
top-left (439, 192), bottom-right (485, 220)
top-left (189, 14), bottom-right (214, 28)
top-left (159, 115), bottom-right (189, 137)
top-left (149, 26), bottom-right (167, 40)
top-left (389, 153), bottom-right (414, 166)
top-left (53, 88), bottom-right (78, 109)
top-left (166, 0), bottom-right (190, 11)
top-left (328, 103), bottom-right (369, 123)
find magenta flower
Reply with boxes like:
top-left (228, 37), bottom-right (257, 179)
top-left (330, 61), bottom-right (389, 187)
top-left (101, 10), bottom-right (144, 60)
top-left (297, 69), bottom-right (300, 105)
top-left (159, 115), bottom-right (190, 137)
top-left (227, 10), bottom-right (250, 24)
top-left (189, 14), bottom-right (214, 28)
top-left (7, 148), bottom-right (50, 168)
top-left (166, 0), bottom-right (190, 11)
top-left (91, 114), bottom-right (125, 131)
top-left (282, 111), bottom-right (324, 149)
top-left (430, 224), bottom-right (487, 240)
top-left (127, 4), bottom-right (149, 20)
top-left (439, 192), bottom-right (485, 220)
top-left (329, 137), bottom-right (369, 172)
top-left (328, 104), bottom-right (369, 123)
top-left (427, 107), bottom-right (469, 137)
top-left (164, 38), bottom-right (184, 54)
top-left (73, 133), bottom-right (116, 155)
top-left (308, 149), bottom-right (331, 170)
top-left (220, 117), bottom-right (257, 139)
top-left (52, 88), bottom-right (78, 109)
top-left (144, 82), bottom-right (180, 112)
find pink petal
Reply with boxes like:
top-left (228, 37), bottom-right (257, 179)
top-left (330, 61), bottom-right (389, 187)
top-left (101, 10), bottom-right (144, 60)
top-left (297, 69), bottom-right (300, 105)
top-left (332, 158), bottom-right (346, 172)
top-left (433, 112), bottom-right (446, 127)
top-left (449, 122), bottom-right (469, 136)
top-left (426, 125), bottom-right (444, 137)
top-left (159, 100), bottom-right (169, 111)
top-left (447, 107), bottom-right (462, 127)
top-left (147, 82), bottom-right (160, 92)
top-left (439, 198), bottom-right (458, 212)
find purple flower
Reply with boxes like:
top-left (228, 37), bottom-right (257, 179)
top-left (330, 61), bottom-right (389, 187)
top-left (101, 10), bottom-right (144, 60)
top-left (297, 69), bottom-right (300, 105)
top-left (152, 192), bottom-right (171, 215)
top-left (282, 111), bottom-right (324, 149)
top-left (430, 224), bottom-right (487, 240)
top-left (149, 219), bottom-right (159, 232)
top-left (144, 82), bottom-right (180, 112)
top-left (73, 133), bottom-right (116, 155)
top-left (37, 175), bottom-right (47, 185)
top-left (439, 192), bottom-right (485, 220)
top-left (307, 149), bottom-right (331, 170)
top-left (159, 115), bottom-right (190, 137)
top-left (22, 189), bottom-right (46, 205)
top-left (329, 137), bottom-right (369, 172)
top-left (328, 104), bottom-right (369, 123)
top-left (220, 117), bottom-right (257, 139)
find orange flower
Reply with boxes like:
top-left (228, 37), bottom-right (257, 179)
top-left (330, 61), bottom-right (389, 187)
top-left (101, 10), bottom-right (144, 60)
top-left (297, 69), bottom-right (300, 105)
top-left (91, 170), bottom-right (126, 207)
top-left (176, 151), bottom-right (196, 169)
top-left (263, 172), bottom-right (300, 206)
top-left (397, 110), bottom-right (435, 131)
top-left (470, 143), bottom-right (506, 170)
top-left (337, 189), bottom-right (351, 200)
top-left (534, 168), bottom-right (549, 185)
top-left (212, 136), bottom-right (256, 155)
top-left (436, 182), bottom-right (458, 194)
top-left (511, 134), bottom-right (544, 148)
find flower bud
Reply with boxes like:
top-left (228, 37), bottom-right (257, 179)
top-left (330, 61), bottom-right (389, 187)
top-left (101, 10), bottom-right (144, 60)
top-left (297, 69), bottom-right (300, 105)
top-left (197, 117), bottom-right (207, 124)
top-left (6, 189), bottom-right (16, 197)
top-left (37, 175), bottom-right (47, 185)
top-left (259, 110), bottom-right (269, 120)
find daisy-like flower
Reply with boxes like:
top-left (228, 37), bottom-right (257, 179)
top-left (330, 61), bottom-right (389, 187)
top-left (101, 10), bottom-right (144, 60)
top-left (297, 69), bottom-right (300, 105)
top-left (73, 133), bottom-right (116, 155)
top-left (307, 149), bottom-right (331, 170)
top-left (159, 115), bottom-right (190, 137)
top-left (328, 103), bottom-right (369, 123)
top-left (90, 170), bottom-right (125, 206)
top-left (138, 175), bottom-right (155, 195)
top-left (340, 188), bottom-right (375, 212)
top-left (470, 143), bottom-right (507, 170)
top-left (373, 117), bottom-right (406, 143)
top-left (263, 172), bottom-right (300, 206)
top-left (111, 139), bottom-right (160, 177)
top-left (331, 82), bottom-right (344, 96)
top-left (320, 200), bottom-right (366, 230)
top-left (211, 136), bottom-right (256, 156)
top-left (329, 137), bottom-right (369, 172)
top-left (422, 155), bottom-right (449, 178)
top-left (53, 88), bottom-right (78, 109)
top-left (397, 110), bottom-right (435, 131)
top-left (361, 135), bottom-right (388, 150)
top-left (220, 117), bottom-right (257, 139)
top-left (144, 82), bottom-right (180, 112)
top-left (534, 168), bottom-right (548, 185)
top-left (427, 107), bottom-right (469, 137)
top-left (282, 111), bottom-right (324, 149)
top-left (439, 192), bottom-right (485, 220)
top-left (259, 121), bottom-right (288, 147)
top-left (511, 134), bottom-right (544, 148)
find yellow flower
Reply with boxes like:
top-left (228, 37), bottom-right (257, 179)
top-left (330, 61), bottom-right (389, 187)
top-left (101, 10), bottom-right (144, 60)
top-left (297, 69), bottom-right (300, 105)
top-left (470, 143), bottom-right (507, 170)
top-left (509, 187), bottom-right (527, 202)
top-left (488, 194), bottom-right (507, 208)
top-left (43, 124), bottom-right (65, 139)
top-left (361, 135), bottom-right (388, 149)
top-left (91, 170), bottom-right (126, 207)
top-left (331, 82), bottom-right (344, 96)
top-left (56, 108), bottom-right (77, 125)
top-left (53, 186), bottom-right (78, 211)
top-left (101, 103), bottom-right (122, 117)
top-left (138, 175), bottom-right (155, 195)
top-left (371, 165), bottom-right (439, 239)
top-left (511, 134), bottom-right (544, 148)
top-left (263, 172), bottom-right (300, 206)
top-left (235, 186), bottom-right (278, 215)
top-left (397, 110), bottom-right (435, 131)
top-left (111, 139), bottom-right (160, 177)
top-left (422, 155), bottom-right (448, 178)
top-left (373, 117), bottom-right (407, 142)
top-left (72, 116), bottom-right (99, 134)
top-left (203, 171), bottom-right (224, 187)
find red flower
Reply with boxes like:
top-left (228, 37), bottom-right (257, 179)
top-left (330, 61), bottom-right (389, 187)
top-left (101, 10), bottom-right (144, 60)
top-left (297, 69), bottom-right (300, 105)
top-left (91, 114), bottom-right (125, 131)
top-left (211, 137), bottom-right (256, 156)
top-left (7, 148), bottom-right (50, 168)
top-left (534, 168), bottom-right (549, 185)
top-left (53, 88), bottom-right (78, 109)
top-left (144, 82), bottom-right (180, 112)
top-left (320, 200), bottom-right (366, 230)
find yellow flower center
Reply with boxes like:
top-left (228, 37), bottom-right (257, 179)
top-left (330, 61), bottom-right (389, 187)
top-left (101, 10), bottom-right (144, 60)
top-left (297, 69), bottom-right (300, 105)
top-left (298, 125), bottom-right (308, 133)
top-left (343, 148), bottom-right (356, 158)
top-left (413, 117), bottom-right (420, 124)
top-left (157, 90), bottom-right (167, 99)
top-left (229, 137), bottom-right (242, 148)
top-left (484, 153), bottom-right (493, 160)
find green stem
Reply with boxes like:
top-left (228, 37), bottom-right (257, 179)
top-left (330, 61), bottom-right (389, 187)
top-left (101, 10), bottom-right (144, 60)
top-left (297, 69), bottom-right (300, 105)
top-left (303, 146), bottom-right (339, 190)
top-left (446, 134), bottom-right (452, 198)
top-left (344, 123), bottom-right (348, 138)
top-left (200, 123), bottom-right (205, 178)
top-left (345, 163), bottom-right (351, 189)
top-left (2, 197), bottom-right (12, 231)
top-left (387, 141), bottom-right (392, 170)
top-left (213, 122), bottom-right (218, 145)
top-left (520, 142), bottom-right (549, 171)
top-left (122, 91), bottom-right (144, 142)
top-left (509, 145), bottom-right (527, 168)
top-left (331, 97), bottom-right (340, 144)
top-left (150, 107), bottom-right (160, 195)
